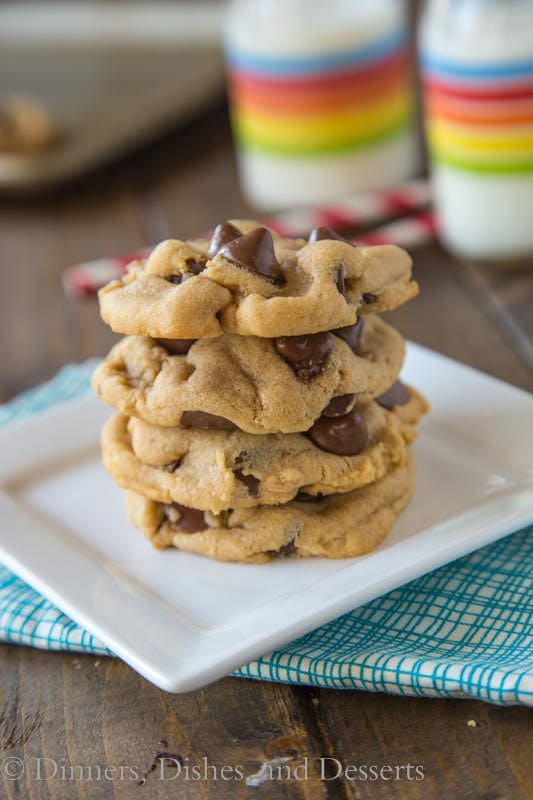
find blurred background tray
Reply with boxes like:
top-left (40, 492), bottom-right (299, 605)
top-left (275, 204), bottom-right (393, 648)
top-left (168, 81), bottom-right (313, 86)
top-left (0, 2), bottom-right (225, 190)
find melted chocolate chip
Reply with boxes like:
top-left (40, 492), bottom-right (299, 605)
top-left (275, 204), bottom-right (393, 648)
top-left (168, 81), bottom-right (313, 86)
top-left (274, 332), bottom-right (332, 381)
top-left (164, 503), bottom-right (207, 533)
top-left (180, 411), bottom-right (238, 431)
top-left (307, 408), bottom-right (368, 456)
top-left (219, 228), bottom-right (284, 284)
top-left (376, 380), bottom-right (409, 410)
top-left (308, 228), bottom-right (351, 295)
top-left (208, 221), bottom-right (242, 257)
top-left (308, 226), bottom-right (352, 244)
top-left (322, 394), bottom-right (355, 418)
top-left (332, 318), bottom-right (363, 355)
top-left (164, 257), bottom-right (205, 285)
top-left (363, 292), bottom-right (377, 304)
top-left (336, 266), bottom-right (346, 297)
top-left (163, 460), bottom-right (180, 473)
top-left (185, 257), bottom-right (206, 275)
top-left (156, 338), bottom-right (196, 355)
top-left (277, 541), bottom-right (296, 557)
top-left (234, 469), bottom-right (260, 497)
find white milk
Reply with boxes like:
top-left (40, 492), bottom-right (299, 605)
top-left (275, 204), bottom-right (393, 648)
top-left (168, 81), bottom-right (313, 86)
top-left (420, 0), bottom-right (533, 260)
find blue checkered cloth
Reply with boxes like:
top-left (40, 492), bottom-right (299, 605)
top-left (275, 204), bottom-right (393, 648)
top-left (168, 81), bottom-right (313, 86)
top-left (0, 364), bottom-right (532, 705)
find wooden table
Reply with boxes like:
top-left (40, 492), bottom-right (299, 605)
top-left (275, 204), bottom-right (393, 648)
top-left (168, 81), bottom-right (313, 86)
top-left (0, 107), bottom-right (531, 800)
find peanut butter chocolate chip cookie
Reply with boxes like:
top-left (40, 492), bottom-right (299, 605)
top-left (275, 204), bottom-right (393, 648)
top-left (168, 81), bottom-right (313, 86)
top-left (125, 455), bottom-right (415, 563)
top-left (101, 391), bottom-right (426, 512)
top-left (98, 220), bottom-right (418, 339)
top-left (91, 314), bottom-right (405, 433)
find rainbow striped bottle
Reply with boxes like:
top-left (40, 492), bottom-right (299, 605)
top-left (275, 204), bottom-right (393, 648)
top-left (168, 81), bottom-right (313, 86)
top-left (421, 0), bottom-right (533, 260)
top-left (224, 0), bottom-right (416, 209)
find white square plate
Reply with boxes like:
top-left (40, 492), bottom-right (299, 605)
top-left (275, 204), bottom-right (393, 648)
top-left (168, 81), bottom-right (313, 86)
top-left (0, 344), bottom-right (531, 692)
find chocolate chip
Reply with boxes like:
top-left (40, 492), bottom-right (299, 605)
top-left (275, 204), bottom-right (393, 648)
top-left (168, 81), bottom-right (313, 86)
top-left (363, 292), bottom-right (377, 304)
top-left (208, 221), bottom-right (242, 257)
top-left (274, 332), bottom-right (332, 381)
top-left (219, 228), bottom-right (284, 285)
top-left (233, 452), bottom-right (260, 496)
top-left (163, 503), bottom-right (207, 533)
top-left (185, 257), bottom-right (206, 275)
top-left (180, 411), bottom-right (238, 431)
top-left (156, 338), bottom-right (196, 355)
top-left (164, 258), bottom-right (205, 285)
top-left (376, 380), bottom-right (409, 409)
top-left (322, 394), bottom-right (355, 418)
top-left (277, 541), bottom-right (296, 557)
top-left (234, 469), bottom-right (260, 497)
top-left (336, 266), bottom-right (346, 297)
top-left (308, 226), bottom-right (352, 244)
top-left (332, 318), bottom-right (363, 355)
top-left (234, 450), bottom-right (249, 465)
top-left (163, 460), bottom-right (180, 473)
top-left (307, 408), bottom-right (368, 456)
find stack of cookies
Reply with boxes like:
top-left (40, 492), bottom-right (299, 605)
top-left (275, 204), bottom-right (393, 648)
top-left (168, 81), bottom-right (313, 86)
top-left (93, 221), bottom-right (428, 563)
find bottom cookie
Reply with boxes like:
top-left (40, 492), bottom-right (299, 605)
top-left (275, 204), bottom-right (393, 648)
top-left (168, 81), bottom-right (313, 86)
top-left (125, 454), bottom-right (415, 564)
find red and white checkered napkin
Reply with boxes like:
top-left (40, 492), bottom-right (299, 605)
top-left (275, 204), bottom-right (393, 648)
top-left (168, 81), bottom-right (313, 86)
top-left (62, 179), bottom-right (436, 297)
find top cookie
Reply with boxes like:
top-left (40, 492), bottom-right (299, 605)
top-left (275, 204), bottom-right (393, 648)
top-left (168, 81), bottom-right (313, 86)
top-left (98, 220), bottom-right (418, 339)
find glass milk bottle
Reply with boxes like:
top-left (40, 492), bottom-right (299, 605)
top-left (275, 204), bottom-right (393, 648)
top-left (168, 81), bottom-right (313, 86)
top-left (224, 0), bottom-right (417, 209)
top-left (420, 0), bottom-right (533, 260)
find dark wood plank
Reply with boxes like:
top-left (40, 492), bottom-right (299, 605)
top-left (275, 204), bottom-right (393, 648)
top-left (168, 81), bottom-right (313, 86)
top-left (0, 180), bottom-right (143, 401)
top-left (451, 259), bottom-right (533, 371)
top-left (2, 647), bottom-right (530, 799)
top-left (312, 689), bottom-right (532, 800)
top-left (388, 244), bottom-right (533, 392)
top-left (0, 648), bottom-right (341, 800)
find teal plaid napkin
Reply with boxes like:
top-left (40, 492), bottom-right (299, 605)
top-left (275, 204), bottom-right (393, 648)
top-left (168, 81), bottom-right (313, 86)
top-left (0, 364), bottom-right (531, 705)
